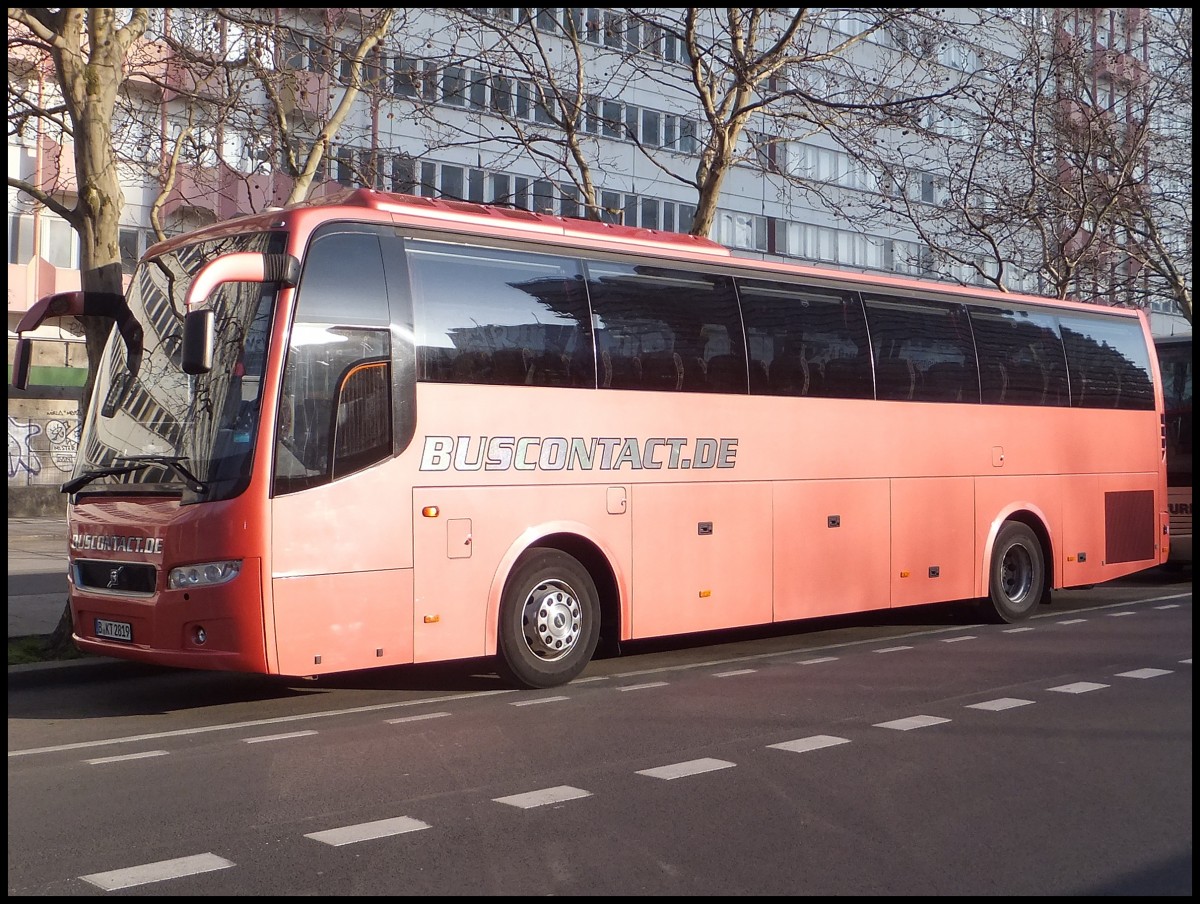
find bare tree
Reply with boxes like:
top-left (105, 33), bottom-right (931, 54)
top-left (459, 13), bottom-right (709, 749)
top-left (423, 8), bottom-right (641, 219)
top-left (420, 9), bottom-right (958, 236)
top-left (8, 7), bottom-right (150, 653)
top-left (851, 8), bottom-right (1191, 322)
top-left (236, 8), bottom-right (400, 207)
top-left (107, 8), bottom-right (401, 241)
top-left (8, 8), bottom-right (149, 407)
top-left (1117, 8), bottom-right (1192, 324)
top-left (635, 8), bottom-right (966, 237)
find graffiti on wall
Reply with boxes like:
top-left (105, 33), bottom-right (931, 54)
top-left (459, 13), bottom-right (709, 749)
top-left (8, 412), bottom-right (80, 486)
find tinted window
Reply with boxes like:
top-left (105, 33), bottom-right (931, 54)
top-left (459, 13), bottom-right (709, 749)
top-left (586, 261), bottom-right (746, 393)
top-left (290, 230), bottom-right (391, 325)
top-left (738, 278), bottom-right (872, 398)
top-left (331, 358), bottom-right (392, 480)
top-left (275, 226), bottom-right (394, 494)
top-left (1059, 313), bottom-right (1155, 410)
top-left (864, 296), bottom-right (979, 403)
top-left (1157, 338), bottom-right (1192, 486)
top-left (407, 241), bottom-right (595, 388)
top-left (968, 306), bottom-right (1069, 406)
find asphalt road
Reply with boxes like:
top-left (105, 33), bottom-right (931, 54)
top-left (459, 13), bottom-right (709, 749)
top-left (7, 570), bottom-right (1192, 896)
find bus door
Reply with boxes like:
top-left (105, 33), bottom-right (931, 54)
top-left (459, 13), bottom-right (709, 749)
top-left (268, 224), bottom-right (416, 676)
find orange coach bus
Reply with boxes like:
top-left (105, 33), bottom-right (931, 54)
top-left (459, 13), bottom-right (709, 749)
top-left (12, 189), bottom-right (1170, 688)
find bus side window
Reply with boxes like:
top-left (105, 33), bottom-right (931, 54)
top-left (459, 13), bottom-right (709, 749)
top-left (586, 261), bottom-right (745, 394)
top-left (331, 357), bottom-right (392, 480)
top-left (405, 241), bottom-right (594, 389)
top-left (736, 277), bottom-right (871, 399)
top-left (968, 306), bottom-right (1067, 407)
top-left (276, 327), bottom-right (391, 491)
top-left (1059, 314), bottom-right (1155, 411)
top-left (864, 296), bottom-right (979, 404)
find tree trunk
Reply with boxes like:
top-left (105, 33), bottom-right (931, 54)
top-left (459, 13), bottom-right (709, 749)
top-left (44, 602), bottom-right (79, 658)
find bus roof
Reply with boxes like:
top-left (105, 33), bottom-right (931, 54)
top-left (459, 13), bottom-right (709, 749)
top-left (145, 187), bottom-right (1148, 323)
top-left (147, 187), bottom-right (730, 261)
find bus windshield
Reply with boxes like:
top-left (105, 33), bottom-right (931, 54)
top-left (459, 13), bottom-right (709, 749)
top-left (73, 230), bottom-right (287, 502)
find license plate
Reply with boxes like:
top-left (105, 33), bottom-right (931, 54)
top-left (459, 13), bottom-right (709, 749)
top-left (95, 619), bottom-right (133, 642)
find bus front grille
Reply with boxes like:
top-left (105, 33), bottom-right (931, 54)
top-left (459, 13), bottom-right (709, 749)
top-left (74, 560), bottom-right (158, 594)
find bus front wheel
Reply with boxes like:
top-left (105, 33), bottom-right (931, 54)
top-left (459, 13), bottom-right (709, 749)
top-left (984, 521), bottom-right (1045, 623)
top-left (497, 550), bottom-right (600, 689)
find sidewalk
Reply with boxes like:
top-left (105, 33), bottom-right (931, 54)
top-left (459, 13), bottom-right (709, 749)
top-left (8, 517), bottom-right (70, 638)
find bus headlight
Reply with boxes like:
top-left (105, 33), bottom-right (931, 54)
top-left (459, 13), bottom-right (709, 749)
top-left (168, 560), bottom-right (242, 589)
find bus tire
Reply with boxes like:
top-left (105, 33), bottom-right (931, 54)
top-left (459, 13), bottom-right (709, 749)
top-left (984, 521), bottom-right (1045, 623)
top-left (496, 550), bottom-right (600, 689)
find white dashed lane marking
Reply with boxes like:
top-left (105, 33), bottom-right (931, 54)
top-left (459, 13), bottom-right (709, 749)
top-left (494, 786), bottom-right (592, 809)
top-left (637, 758), bottom-right (736, 780)
top-left (80, 853), bottom-right (234, 890)
top-left (243, 730), bottom-right (317, 744)
top-left (57, 596), bottom-right (1186, 894)
top-left (1003, 626), bottom-right (1035, 633)
top-left (768, 735), bottom-right (851, 754)
top-left (966, 698), bottom-right (1034, 711)
top-left (84, 750), bottom-right (167, 765)
top-left (875, 715), bottom-right (951, 731)
top-left (1116, 668), bottom-right (1173, 679)
top-left (511, 696), bottom-right (569, 706)
top-left (1049, 681), bottom-right (1109, 694)
top-left (305, 816), bottom-right (430, 846)
top-left (386, 711), bottom-right (451, 724)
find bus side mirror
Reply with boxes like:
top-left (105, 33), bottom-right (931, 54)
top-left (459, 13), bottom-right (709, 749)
top-left (11, 337), bottom-right (33, 391)
top-left (180, 252), bottom-right (299, 376)
top-left (182, 309), bottom-right (215, 375)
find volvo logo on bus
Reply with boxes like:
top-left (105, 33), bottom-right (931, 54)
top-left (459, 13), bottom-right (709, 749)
top-left (106, 567), bottom-right (124, 589)
top-left (71, 533), bottom-right (164, 554)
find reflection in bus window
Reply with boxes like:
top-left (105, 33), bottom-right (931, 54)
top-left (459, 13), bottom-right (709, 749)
top-left (273, 225), bottom-right (394, 495)
top-left (586, 261), bottom-right (746, 393)
top-left (406, 241), bottom-right (594, 388)
top-left (738, 278), bottom-right (872, 398)
top-left (968, 306), bottom-right (1068, 406)
top-left (275, 326), bottom-right (391, 493)
top-left (1059, 314), bottom-right (1154, 410)
top-left (864, 296), bottom-right (978, 403)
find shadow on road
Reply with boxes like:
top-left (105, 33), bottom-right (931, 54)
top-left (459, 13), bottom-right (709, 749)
top-left (8, 568), bottom-right (1189, 722)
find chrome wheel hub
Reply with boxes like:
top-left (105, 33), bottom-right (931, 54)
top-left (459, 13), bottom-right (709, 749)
top-left (521, 579), bottom-right (582, 663)
top-left (1001, 544), bottom-right (1033, 603)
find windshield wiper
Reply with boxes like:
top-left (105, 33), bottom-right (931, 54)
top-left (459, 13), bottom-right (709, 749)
top-left (62, 456), bottom-right (209, 495)
top-left (61, 464), bottom-right (145, 494)
top-left (115, 455), bottom-right (208, 494)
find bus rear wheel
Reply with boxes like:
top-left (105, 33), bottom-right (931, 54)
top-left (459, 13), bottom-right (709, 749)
top-left (984, 521), bottom-right (1045, 623)
top-left (497, 550), bottom-right (600, 689)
